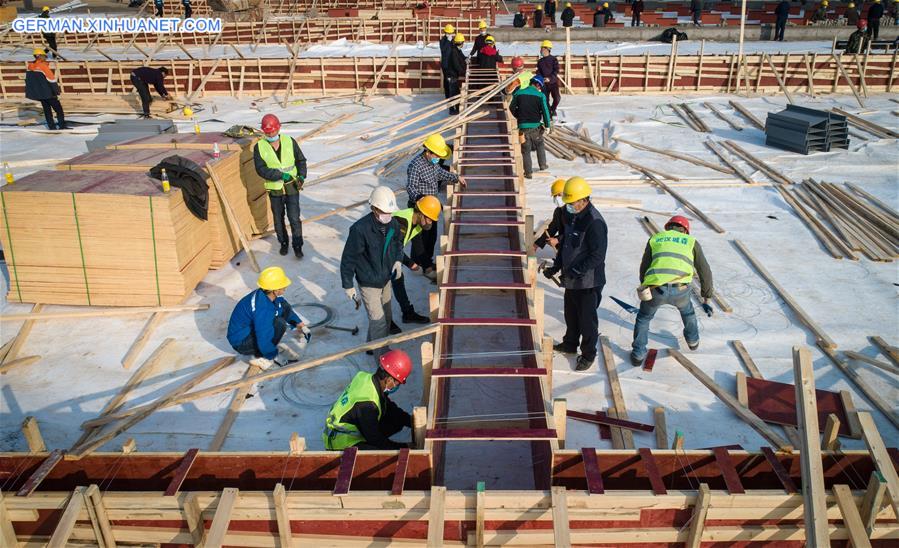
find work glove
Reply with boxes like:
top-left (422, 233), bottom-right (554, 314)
top-left (299, 324), bottom-right (312, 343)
top-left (701, 299), bottom-right (714, 317)
top-left (543, 265), bottom-right (560, 279)
top-left (392, 261), bottom-right (403, 280)
top-left (281, 172), bottom-right (293, 182)
top-left (345, 287), bottom-right (357, 302)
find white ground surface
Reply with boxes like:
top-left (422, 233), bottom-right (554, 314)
top-left (0, 85), bottom-right (897, 458)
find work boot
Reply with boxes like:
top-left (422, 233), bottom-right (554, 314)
top-left (524, 173), bottom-right (533, 179)
top-left (537, 164), bottom-right (548, 171)
top-left (553, 341), bottom-right (577, 354)
top-left (575, 355), bottom-right (594, 371)
top-left (389, 321), bottom-right (402, 335)
top-left (402, 310), bottom-right (430, 324)
top-left (294, 247), bottom-right (303, 259)
top-left (279, 243), bottom-right (289, 256)
top-left (630, 352), bottom-right (644, 367)
top-left (688, 340), bottom-right (700, 351)
top-left (423, 268), bottom-right (437, 281)
top-left (249, 356), bottom-right (276, 370)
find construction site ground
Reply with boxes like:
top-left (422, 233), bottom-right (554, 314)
top-left (0, 74), bottom-right (897, 468)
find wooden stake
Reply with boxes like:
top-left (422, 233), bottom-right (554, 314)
top-left (823, 413), bottom-right (842, 451)
top-left (600, 336), bottom-right (634, 449)
top-left (413, 407), bottom-right (427, 449)
top-left (2, 303), bottom-right (44, 364)
top-left (475, 481), bottom-right (486, 548)
top-left (672, 430), bottom-right (685, 450)
top-left (289, 433), bottom-right (305, 455)
top-left (21, 416), bottom-right (46, 453)
top-left (48, 487), bottom-right (87, 547)
top-left (833, 484), bottom-right (873, 548)
top-left (206, 488), bottom-right (239, 547)
top-left (553, 399), bottom-right (567, 450)
top-left (83, 484), bottom-right (116, 548)
top-left (857, 411), bottom-right (899, 518)
top-left (686, 483), bottom-right (710, 548)
top-left (793, 346), bottom-right (829, 547)
top-left (427, 486), bottom-right (446, 547)
top-left (860, 471), bottom-right (886, 534)
top-left (420, 341), bottom-right (434, 407)
top-left (273, 483), bottom-right (293, 548)
top-left (208, 363), bottom-right (263, 451)
top-left (121, 312), bottom-right (166, 369)
top-left (183, 493), bottom-right (205, 546)
top-left (0, 493), bottom-right (19, 547)
top-left (653, 407), bottom-right (668, 449)
top-left (551, 486), bottom-right (571, 548)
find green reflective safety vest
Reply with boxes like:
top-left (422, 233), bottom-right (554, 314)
top-left (517, 70), bottom-right (535, 91)
top-left (257, 134), bottom-right (297, 192)
top-left (642, 229), bottom-right (696, 286)
top-left (392, 208), bottom-right (422, 246)
top-left (322, 371), bottom-right (382, 450)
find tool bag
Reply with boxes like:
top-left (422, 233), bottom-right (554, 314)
top-left (148, 156), bottom-right (210, 220)
top-left (660, 27), bottom-right (689, 43)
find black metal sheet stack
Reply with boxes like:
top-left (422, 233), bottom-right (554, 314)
top-left (765, 105), bottom-right (849, 154)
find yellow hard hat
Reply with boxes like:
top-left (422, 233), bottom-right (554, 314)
top-left (536, 4), bottom-right (542, 9)
top-left (603, 2), bottom-right (609, 6)
top-left (42, 6), bottom-right (50, 11)
top-left (478, 20), bottom-right (488, 29)
top-left (562, 176), bottom-right (591, 204)
top-left (541, 40), bottom-right (553, 49)
top-left (821, 0), bottom-right (828, 4)
top-left (257, 266), bottom-right (291, 291)
top-left (485, 35), bottom-right (495, 44)
top-left (32, 48), bottom-right (47, 57)
top-left (416, 195), bottom-right (443, 222)
top-left (423, 134), bottom-right (451, 159)
top-left (847, 2), bottom-right (854, 6)
top-left (182, 106), bottom-right (194, 117)
top-left (444, 24), bottom-right (455, 34)
top-left (566, 2), bottom-right (571, 6)
top-left (550, 178), bottom-right (566, 197)
top-left (453, 33), bottom-right (465, 44)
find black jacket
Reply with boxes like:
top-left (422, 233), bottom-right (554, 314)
top-left (533, 10), bottom-right (544, 26)
top-left (639, 236), bottom-right (714, 299)
top-left (775, 0), bottom-right (790, 18)
top-left (340, 212), bottom-right (404, 289)
top-left (868, 3), bottom-right (884, 20)
top-left (561, 7), bottom-right (576, 26)
top-left (535, 206), bottom-right (566, 249)
top-left (690, 0), bottom-right (703, 13)
top-left (131, 66), bottom-right (169, 97)
top-left (555, 203), bottom-right (608, 290)
top-left (439, 36), bottom-right (453, 72)
top-left (632, 0), bottom-right (644, 14)
top-left (477, 45), bottom-right (503, 69)
top-left (513, 13), bottom-right (526, 27)
top-left (252, 137), bottom-right (308, 195)
top-left (445, 45), bottom-right (467, 79)
top-left (545, 0), bottom-right (557, 17)
top-left (340, 374), bottom-right (411, 449)
top-left (470, 33), bottom-right (488, 57)
top-left (24, 68), bottom-right (57, 101)
top-left (149, 155), bottom-right (209, 220)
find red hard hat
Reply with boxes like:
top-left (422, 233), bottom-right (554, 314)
top-left (511, 56), bottom-right (524, 69)
top-left (666, 215), bottom-right (691, 234)
top-left (379, 349), bottom-right (412, 384)
top-left (261, 114), bottom-right (281, 136)
top-left (856, 19), bottom-right (867, 29)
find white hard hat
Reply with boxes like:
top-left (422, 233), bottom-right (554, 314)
top-left (369, 186), bottom-right (399, 213)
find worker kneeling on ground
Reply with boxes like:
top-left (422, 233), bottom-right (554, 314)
top-left (323, 349), bottom-right (414, 450)
top-left (390, 195), bottom-right (442, 326)
top-left (629, 216), bottom-right (714, 367)
top-left (227, 266), bottom-right (311, 370)
top-left (544, 177), bottom-right (608, 371)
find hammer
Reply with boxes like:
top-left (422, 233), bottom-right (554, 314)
top-left (325, 324), bottom-right (359, 336)
top-left (538, 260), bottom-right (562, 287)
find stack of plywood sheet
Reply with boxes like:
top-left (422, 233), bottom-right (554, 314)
top-left (0, 170), bottom-right (211, 306)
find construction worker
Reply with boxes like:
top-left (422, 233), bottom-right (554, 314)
top-left (38, 6), bottom-right (57, 57)
top-left (533, 4), bottom-right (544, 27)
top-left (811, 0), bottom-right (828, 22)
top-left (505, 56), bottom-right (535, 94)
top-left (406, 134), bottom-right (466, 279)
top-left (868, 0), bottom-right (884, 39)
top-left (543, 177), bottom-right (608, 371)
top-left (774, 0), bottom-right (790, 41)
top-left (390, 196), bottom-right (442, 325)
top-left (513, 6), bottom-right (528, 27)
top-left (510, 75), bottom-right (551, 179)
top-left (227, 266), bottom-right (311, 370)
top-left (536, 40), bottom-right (561, 118)
top-left (25, 48), bottom-right (66, 131)
top-left (631, 0), bottom-right (644, 26)
top-left (154, 0), bottom-right (164, 16)
top-left (629, 216), bottom-right (714, 367)
top-left (691, 0), bottom-right (704, 26)
top-left (341, 187), bottom-right (404, 360)
top-left (130, 66), bottom-right (171, 119)
top-left (595, 3), bottom-right (614, 26)
top-left (254, 114), bottom-right (308, 258)
top-left (445, 33), bottom-right (467, 114)
top-left (534, 179), bottom-right (567, 251)
top-left (476, 36), bottom-right (503, 70)
top-left (182, 0), bottom-right (192, 18)
top-left (545, 0), bottom-right (558, 23)
top-left (323, 349), bottom-right (413, 450)
top-left (561, 2), bottom-right (576, 26)
top-left (845, 2), bottom-right (860, 26)
top-left (845, 19), bottom-right (870, 52)
top-left (470, 20), bottom-right (489, 59)
top-left (439, 24), bottom-right (456, 102)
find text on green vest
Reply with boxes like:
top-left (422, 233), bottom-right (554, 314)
top-left (642, 230), bottom-right (696, 286)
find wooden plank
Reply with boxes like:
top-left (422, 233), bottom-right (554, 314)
top-left (390, 448), bottom-right (410, 496)
top-left (600, 336), bottom-right (634, 448)
top-left (638, 448), bottom-right (667, 495)
top-left (0, 304), bottom-right (209, 322)
top-left (728, 100), bottom-right (765, 130)
top-left (843, 350), bottom-right (899, 376)
top-left (821, 347), bottom-right (899, 431)
top-left (566, 410), bottom-right (655, 432)
top-left (163, 448), bottom-right (200, 496)
top-left (2, 303), bottom-right (44, 364)
top-left (431, 367), bottom-right (546, 377)
top-left (205, 488), bottom-right (239, 548)
top-left (475, 481), bottom-right (485, 548)
top-left (48, 487), bottom-right (87, 547)
top-left (642, 348), bottom-right (658, 372)
top-left (554, 399), bottom-right (567, 449)
top-left (121, 312), bottom-right (165, 369)
top-left (206, 165), bottom-right (260, 272)
top-left (0, 492), bottom-right (19, 548)
top-left (685, 483), bottom-right (710, 548)
top-left (16, 449), bottom-right (64, 497)
top-left (668, 349), bottom-right (793, 451)
top-left (729, 340), bottom-right (763, 378)
top-left (733, 240), bottom-right (837, 350)
top-left (182, 493), bottom-right (205, 546)
top-left (761, 446), bottom-right (798, 493)
top-left (653, 407), bottom-right (668, 449)
top-left (83, 484), bottom-right (115, 548)
top-left (580, 448), bottom-right (605, 494)
top-left (273, 483), bottom-right (293, 548)
top-left (641, 170), bottom-right (727, 234)
top-left (736, 372), bottom-right (749, 407)
top-left (332, 446), bottom-right (358, 496)
top-left (208, 363), bottom-right (263, 451)
top-left (823, 413), bottom-right (842, 451)
top-left (713, 447), bottom-right (745, 494)
top-left (860, 471), bottom-right (886, 534)
top-left (870, 335), bottom-right (899, 366)
top-left (793, 346), bottom-right (830, 547)
top-left (833, 484), bottom-right (874, 548)
top-left (857, 411), bottom-right (899, 518)
top-left (551, 486), bottom-right (572, 548)
top-left (427, 485), bottom-right (446, 547)
top-left (21, 416), bottom-right (46, 452)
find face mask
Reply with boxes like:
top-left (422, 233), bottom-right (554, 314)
top-left (385, 385), bottom-right (399, 395)
top-left (265, 135), bottom-right (279, 142)
top-left (480, 30), bottom-right (486, 35)
top-left (430, 157), bottom-right (440, 165)
top-left (565, 203), bottom-right (577, 214)
top-left (377, 213), bottom-right (393, 224)
top-left (553, 196), bottom-right (565, 208)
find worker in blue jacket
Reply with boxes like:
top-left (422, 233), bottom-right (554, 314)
top-left (227, 266), bottom-right (311, 370)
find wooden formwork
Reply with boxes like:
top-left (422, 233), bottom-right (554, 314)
top-left (0, 52), bottom-right (894, 101)
top-left (151, 0), bottom-right (498, 16)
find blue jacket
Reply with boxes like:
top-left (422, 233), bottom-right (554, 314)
top-left (227, 289), bottom-right (301, 359)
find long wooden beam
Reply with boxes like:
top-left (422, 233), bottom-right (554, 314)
top-left (793, 346), bottom-right (830, 546)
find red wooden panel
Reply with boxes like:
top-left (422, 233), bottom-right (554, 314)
top-left (441, 283), bottom-right (530, 290)
top-left (746, 377), bottom-right (851, 436)
top-left (581, 448), bottom-right (604, 494)
top-left (597, 411), bottom-right (611, 440)
top-left (638, 448), bottom-right (668, 495)
top-left (432, 367), bottom-right (546, 377)
top-left (436, 317), bottom-right (536, 326)
top-left (643, 348), bottom-right (658, 372)
top-left (390, 448), bottom-right (409, 496)
top-left (567, 410), bottom-right (655, 433)
top-left (761, 446), bottom-right (798, 493)
top-left (443, 250), bottom-right (525, 256)
top-left (713, 447), bottom-right (745, 494)
top-left (426, 429), bottom-right (556, 440)
top-left (332, 447), bottom-right (358, 496)
top-left (16, 450), bottom-right (64, 497)
top-left (163, 448), bottom-right (200, 496)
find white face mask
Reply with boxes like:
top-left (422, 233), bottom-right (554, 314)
top-left (553, 195), bottom-right (565, 208)
top-left (377, 213), bottom-right (393, 224)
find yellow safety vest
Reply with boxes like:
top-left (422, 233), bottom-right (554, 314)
top-left (517, 70), bottom-right (534, 91)
top-left (392, 208), bottom-right (423, 246)
top-left (256, 134), bottom-right (297, 192)
top-left (322, 371), bottom-right (382, 450)
top-left (642, 230), bottom-right (696, 286)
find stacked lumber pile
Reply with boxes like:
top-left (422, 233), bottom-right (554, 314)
top-left (0, 170), bottom-right (211, 306)
top-left (776, 180), bottom-right (899, 262)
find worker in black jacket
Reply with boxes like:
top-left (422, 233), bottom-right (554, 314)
top-left (631, 0), bottom-right (644, 26)
top-left (543, 177), bottom-right (608, 371)
top-left (445, 33), bottom-right (467, 114)
top-left (545, 0), bottom-right (558, 23)
top-left (439, 24), bottom-right (456, 101)
top-left (470, 20), bottom-right (489, 60)
top-left (38, 7), bottom-right (57, 57)
top-left (130, 66), bottom-right (171, 118)
top-left (595, 3), bottom-right (614, 26)
top-left (182, 0), bottom-right (192, 18)
top-left (514, 8), bottom-right (527, 27)
top-left (476, 36), bottom-right (503, 70)
top-left (867, 0), bottom-right (884, 39)
top-left (561, 2), bottom-right (576, 26)
top-left (534, 4), bottom-right (544, 26)
top-left (774, 0), bottom-right (790, 41)
top-left (534, 178), bottom-right (568, 250)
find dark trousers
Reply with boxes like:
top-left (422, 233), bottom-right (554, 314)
top-left (232, 312), bottom-right (291, 357)
top-left (775, 18), bottom-right (787, 41)
top-left (562, 286), bottom-right (603, 361)
top-left (446, 77), bottom-right (461, 114)
top-left (42, 33), bottom-right (57, 53)
top-left (542, 82), bottom-right (561, 117)
top-left (408, 199), bottom-right (437, 270)
top-left (521, 127), bottom-right (547, 176)
top-left (391, 275), bottom-right (414, 315)
top-left (867, 18), bottom-right (880, 40)
top-left (692, 11), bottom-right (702, 25)
top-left (355, 410), bottom-right (408, 450)
top-left (183, 5), bottom-right (192, 17)
top-left (269, 192), bottom-right (303, 250)
top-left (631, 13), bottom-right (641, 26)
top-left (39, 98), bottom-right (65, 130)
top-left (131, 74), bottom-right (152, 115)
top-left (155, 3), bottom-right (163, 16)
